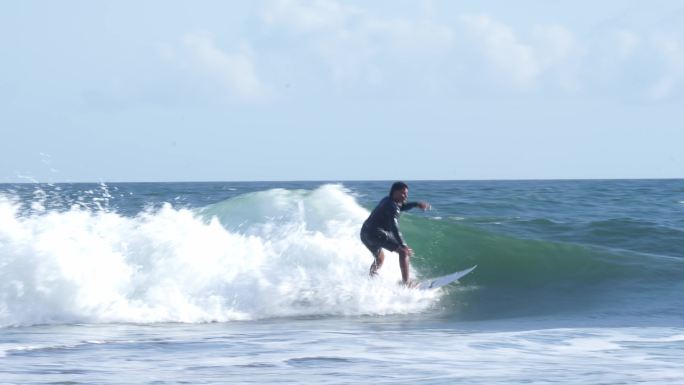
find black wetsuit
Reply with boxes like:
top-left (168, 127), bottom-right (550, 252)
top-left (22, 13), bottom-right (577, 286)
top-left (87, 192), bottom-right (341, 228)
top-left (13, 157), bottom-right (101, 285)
top-left (360, 197), bottom-right (419, 255)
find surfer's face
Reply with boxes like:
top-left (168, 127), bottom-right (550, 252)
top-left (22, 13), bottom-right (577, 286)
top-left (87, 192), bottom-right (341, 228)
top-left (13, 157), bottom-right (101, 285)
top-left (392, 187), bottom-right (408, 203)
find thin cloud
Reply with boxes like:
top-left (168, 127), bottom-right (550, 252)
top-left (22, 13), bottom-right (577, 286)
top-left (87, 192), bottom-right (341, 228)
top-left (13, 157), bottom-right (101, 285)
top-left (532, 24), bottom-right (584, 91)
top-left (461, 14), bottom-right (540, 89)
top-left (262, 0), bottom-right (454, 84)
top-left (614, 30), bottom-right (641, 58)
top-left (461, 14), bottom-right (583, 91)
top-left (261, 0), bottom-right (354, 32)
top-left (170, 31), bottom-right (273, 103)
top-left (649, 35), bottom-right (684, 99)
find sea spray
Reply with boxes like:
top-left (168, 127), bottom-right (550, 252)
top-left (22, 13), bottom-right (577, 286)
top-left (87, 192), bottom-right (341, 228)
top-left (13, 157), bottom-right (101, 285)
top-left (0, 185), bottom-right (437, 327)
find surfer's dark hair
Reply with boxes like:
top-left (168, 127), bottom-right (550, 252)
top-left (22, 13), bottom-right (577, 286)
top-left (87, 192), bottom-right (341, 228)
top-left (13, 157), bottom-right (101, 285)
top-left (389, 181), bottom-right (409, 196)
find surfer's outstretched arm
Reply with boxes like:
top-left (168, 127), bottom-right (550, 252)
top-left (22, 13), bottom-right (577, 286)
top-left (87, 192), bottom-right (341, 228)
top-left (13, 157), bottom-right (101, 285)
top-left (400, 201), bottom-right (431, 211)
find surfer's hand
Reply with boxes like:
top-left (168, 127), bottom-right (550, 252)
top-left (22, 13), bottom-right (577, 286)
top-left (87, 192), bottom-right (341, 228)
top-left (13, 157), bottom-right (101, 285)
top-left (399, 246), bottom-right (413, 256)
top-left (418, 201), bottom-right (431, 210)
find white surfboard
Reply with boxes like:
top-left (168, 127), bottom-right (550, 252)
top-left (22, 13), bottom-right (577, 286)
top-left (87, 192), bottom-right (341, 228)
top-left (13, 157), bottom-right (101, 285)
top-left (416, 265), bottom-right (477, 290)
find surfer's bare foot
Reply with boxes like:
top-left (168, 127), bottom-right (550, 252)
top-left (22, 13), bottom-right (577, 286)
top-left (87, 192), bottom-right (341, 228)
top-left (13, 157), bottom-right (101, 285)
top-left (369, 250), bottom-right (385, 277)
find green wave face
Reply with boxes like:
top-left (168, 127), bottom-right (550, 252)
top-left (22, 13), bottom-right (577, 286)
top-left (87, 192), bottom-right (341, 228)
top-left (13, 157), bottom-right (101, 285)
top-left (401, 216), bottom-right (684, 321)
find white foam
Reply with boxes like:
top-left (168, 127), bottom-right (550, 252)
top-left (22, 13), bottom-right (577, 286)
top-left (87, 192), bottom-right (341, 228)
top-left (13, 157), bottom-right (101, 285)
top-left (0, 185), bottom-right (437, 327)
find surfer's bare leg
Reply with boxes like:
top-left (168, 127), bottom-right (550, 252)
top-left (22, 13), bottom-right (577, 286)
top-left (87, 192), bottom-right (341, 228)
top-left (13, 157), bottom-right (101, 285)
top-left (398, 249), bottom-right (410, 283)
top-left (369, 249), bottom-right (385, 277)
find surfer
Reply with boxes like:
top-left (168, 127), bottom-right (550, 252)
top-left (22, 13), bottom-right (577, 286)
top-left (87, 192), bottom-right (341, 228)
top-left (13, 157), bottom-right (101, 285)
top-left (360, 181), bottom-right (430, 285)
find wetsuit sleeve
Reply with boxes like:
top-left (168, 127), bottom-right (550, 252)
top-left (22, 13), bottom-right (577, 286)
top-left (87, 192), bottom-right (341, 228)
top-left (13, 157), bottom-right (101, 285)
top-left (400, 202), bottom-right (419, 211)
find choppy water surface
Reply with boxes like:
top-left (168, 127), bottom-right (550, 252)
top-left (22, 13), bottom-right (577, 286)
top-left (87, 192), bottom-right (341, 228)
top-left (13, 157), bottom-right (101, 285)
top-left (1, 180), bottom-right (683, 384)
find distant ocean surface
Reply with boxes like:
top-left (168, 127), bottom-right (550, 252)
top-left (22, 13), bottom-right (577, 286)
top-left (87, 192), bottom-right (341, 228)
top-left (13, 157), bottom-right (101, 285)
top-left (1, 180), bottom-right (683, 384)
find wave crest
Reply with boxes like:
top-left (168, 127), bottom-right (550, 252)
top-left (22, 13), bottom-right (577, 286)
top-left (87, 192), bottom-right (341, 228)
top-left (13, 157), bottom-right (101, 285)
top-left (0, 185), bottom-right (437, 327)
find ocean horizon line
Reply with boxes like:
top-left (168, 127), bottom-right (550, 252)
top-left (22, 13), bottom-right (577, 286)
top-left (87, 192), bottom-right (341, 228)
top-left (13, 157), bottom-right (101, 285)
top-left (2, 177), bottom-right (683, 185)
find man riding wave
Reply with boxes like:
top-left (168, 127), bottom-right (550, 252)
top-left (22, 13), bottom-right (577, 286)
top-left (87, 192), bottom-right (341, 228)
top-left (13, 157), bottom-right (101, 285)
top-left (360, 182), bottom-right (430, 285)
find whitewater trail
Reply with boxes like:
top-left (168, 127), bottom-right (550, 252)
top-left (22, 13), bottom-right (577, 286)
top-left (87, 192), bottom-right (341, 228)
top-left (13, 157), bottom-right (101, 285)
top-left (0, 185), bottom-right (439, 328)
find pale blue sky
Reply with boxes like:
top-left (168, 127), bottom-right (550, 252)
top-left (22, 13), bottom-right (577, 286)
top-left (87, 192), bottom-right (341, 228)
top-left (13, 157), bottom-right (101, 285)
top-left (1, 0), bottom-right (683, 182)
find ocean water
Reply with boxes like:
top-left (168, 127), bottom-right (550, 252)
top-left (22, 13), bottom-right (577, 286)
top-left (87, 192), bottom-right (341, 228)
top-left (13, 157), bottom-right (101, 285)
top-left (1, 180), bottom-right (683, 384)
